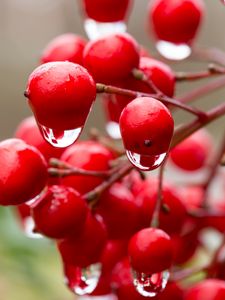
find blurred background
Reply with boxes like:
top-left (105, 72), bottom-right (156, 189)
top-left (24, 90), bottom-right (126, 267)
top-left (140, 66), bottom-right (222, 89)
top-left (0, 0), bottom-right (225, 299)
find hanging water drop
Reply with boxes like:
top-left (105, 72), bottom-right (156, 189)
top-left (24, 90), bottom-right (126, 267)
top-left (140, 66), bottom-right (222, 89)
top-left (126, 151), bottom-right (166, 171)
top-left (133, 269), bottom-right (170, 297)
top-left (84, 18), bottom-right (127, 40)
top-left (39, 124), bottom-right (82, 148)
top-left (22, 216), bottom-right (43, 239)
top-left (156, 40), bottom-right (191, 61)
top-left (64, 263), bottom-right (101, 296)
top-left (106, 121), bottom-right (121, 139)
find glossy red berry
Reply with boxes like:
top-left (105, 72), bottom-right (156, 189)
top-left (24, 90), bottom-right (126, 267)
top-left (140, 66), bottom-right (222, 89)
top-left (60, 141), bottom-right (114, 194)
top-left (119, 97), bottom-right (174, 170)
top-left (58, 213), bottom-right (107, 268)
top-left (185, 279), bottom-right (225, 300)
top-left (149, 0), bottom-right (205, 45)
top-left (0, 139), bottom-right (47, 206)
top-left (15, 116), bottom-right (64, 161)
top-left (136, 178), bottom-right (187, 234)
top-left (81, 0), bottom-right (132, 22)
top-left (40, 33), bottom-right (87, 65)
top-left (83, 33), bottom-right (140, 83)
top-left (31, 185), bottom-right (88, 239)
top-left (170, 129), bottom-right (213, 171)
top-left (25, 62), bottom-right (96, 147)
top-left (128, 228), bottom-right (173, 274)
top-left (96, 182), bottom-right (143, 239)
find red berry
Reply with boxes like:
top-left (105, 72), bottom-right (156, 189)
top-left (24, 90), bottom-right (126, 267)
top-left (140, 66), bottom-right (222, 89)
top-left (15, 116), bottom-right (64, 161)
top-left (81, 0), bottom-right (132, 22)
top-left (96, 182), bottom-right (143, 239)
top-left (128, 228), bottom-right (173, 274)
top-left (58, 213), bottom-right (107, 268)
top-left (136, 178), bottom-right (187, 234)
top-left (60, 141), bottom-right (114, 194)
top-left (170, 129), bottom-right (213, 171)
top-left (40, 33), bottom-right (87, 65)
top-left (119, 97), bottom-right (174, 170)
top-left (83, 33), bottom-right (140, 84)
top-left (156, 282), bottom-right (184, 300)
top-left (0, 139), bottom-right (47, 206)
top-left (149, 0), bottom-right (205, 45)
top-left (31, 185), bottom-right (88, 239)
top-left (185, 279), bottom-right (225, 300)
top-left (25, 61), bottom-right (96, 132)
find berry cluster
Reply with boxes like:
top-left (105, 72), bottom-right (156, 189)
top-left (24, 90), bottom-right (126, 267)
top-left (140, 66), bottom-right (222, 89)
top-left (1, 0), bottom-right (225, 299)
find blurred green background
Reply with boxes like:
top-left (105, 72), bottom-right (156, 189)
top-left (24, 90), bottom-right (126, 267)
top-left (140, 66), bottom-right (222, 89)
top-left (0, 1), bottom-right (225, 300)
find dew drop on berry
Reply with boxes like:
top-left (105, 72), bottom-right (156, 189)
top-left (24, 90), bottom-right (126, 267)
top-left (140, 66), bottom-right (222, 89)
top-left (84, 18), bottom-right (127, 40)
top-left (22, 216), bottom-right (43, 239)
top-left (64, 263), bottom-right (101, 296)
top-left (126, 150), bottom-right (167, 171)
top-left (38, 124), bottom-right (82, 148)
top-left (132, 269), bottom-right (170, 297)
top-left (106, 121), bottom-right (121, 139)
top-left (156, 40), bottom-right (191, 60)
top-left (79, 294), bottom-right (117, 300)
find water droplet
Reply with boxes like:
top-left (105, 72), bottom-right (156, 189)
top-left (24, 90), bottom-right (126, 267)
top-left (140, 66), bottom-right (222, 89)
top-left (39, 124), bottom-right (82, 148)
top-left (79, 294), bottom-right (117, 300)
top-left (84, 18), bottom-right (127, 40)
top-left (106, 121), bottom-right (121, 139)
top-left (126, 151), bottom-right (166, 171)
top-left (64, 263), bottom-right (101, 296)
top-left (133, 269), bottom-right (170, 297)
top-left (23, 216), bottom-right (43, 239)
top-left (156, 40), bottom-right (191, 61)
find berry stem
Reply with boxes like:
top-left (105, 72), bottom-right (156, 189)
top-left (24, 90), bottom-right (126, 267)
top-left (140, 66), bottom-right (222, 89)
top-left (96, 83), bottom-right (207, 118)
top-left (151, 157), bottom-right (167, 228)
top-left (171, 102), bottom-right (225, 148)
top-left (201, 131), bottom-right (225, 208)
top-left (48, 158), bottom-right (113, 178)
top-left (175, 64), bottom-right (225, 81)
top-left (83, 162), bottom-right (133, 206)
top-left (171, 265), bottom-right (208, 282)
top-left (178, 76), bottom-right (225, 104)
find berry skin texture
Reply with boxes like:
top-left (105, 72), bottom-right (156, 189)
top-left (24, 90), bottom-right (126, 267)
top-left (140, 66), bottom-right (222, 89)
top-left (25, 61), bottom-right (96, 130)
top-left (31, 185), bottom-right (88, 239)
top-left (82, 0), bottom-right (132, 22)
top-left (128, 228), bottom-right (173, 274)
top-left (40, 33), bottom-right (87, 65)
top-left (170, 129), bottom-right (213, 171)
top-left (58, 213), bottom-right (107, 268)
top-left (83, 33), bottom-right (140, 84)
top-left (185, 279), bottom-right (225, 300)
top-left (60, 141), bottom-right (114, 194)
top-left (15, 116), bottom-right (64, 161)
top-left (96, 182), bottom-right (143, 239)
top-left (149, 0), bottom-right (205, 45)
top-left (0, 139), bottom-right (48, 206)
top-left (119, 97), bottom-right (174, 155)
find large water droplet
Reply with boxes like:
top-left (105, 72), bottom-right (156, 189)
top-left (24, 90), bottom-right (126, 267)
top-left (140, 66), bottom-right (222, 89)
top-left (23, 216), bottom-right (43, 239)
top-left (106, 121), bottom-right (121, 139)
top-left (156, 40), bottom-right (191, 60)
top-left (133, 269), bottom-right (170, 297)
top-left (84, 18), bottom-right (127, 40)
top-left (64, 263), bottom-right (101, 296)
top-left (126, 151), bottom-right (166, 171)
top-left (39, 124), bottom-right (82, 148)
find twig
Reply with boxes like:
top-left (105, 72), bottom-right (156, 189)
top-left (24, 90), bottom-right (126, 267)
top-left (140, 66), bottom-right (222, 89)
top-left (83, 163), bottom-right (133, 205)
top-left (97, 83), bottom-right (207, 119)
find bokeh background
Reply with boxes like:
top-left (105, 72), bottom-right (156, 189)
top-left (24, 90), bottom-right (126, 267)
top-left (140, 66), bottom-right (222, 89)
top-left (0, 0), bottom-right (225, 299)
